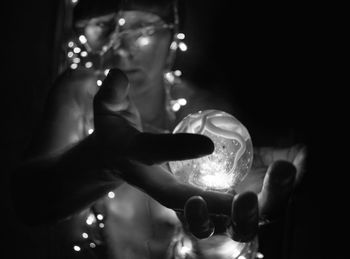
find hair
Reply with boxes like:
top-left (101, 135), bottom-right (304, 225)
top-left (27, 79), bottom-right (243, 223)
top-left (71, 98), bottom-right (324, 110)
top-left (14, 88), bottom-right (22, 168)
top-left (73, 0), bottom-right (183, 25)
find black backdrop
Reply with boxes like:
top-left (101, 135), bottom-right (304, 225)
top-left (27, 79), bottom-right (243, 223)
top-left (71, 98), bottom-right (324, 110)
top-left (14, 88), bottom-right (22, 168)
top-left (2, 1), bottom-right (321, 258)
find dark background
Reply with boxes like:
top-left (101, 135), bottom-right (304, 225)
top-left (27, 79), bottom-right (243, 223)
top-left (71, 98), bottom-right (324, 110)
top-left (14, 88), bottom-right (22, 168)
top-left (2, 0), bottom-right (321, 258)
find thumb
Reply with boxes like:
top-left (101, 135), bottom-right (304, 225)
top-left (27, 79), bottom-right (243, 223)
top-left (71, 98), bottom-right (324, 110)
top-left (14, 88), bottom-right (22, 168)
top-left (93, 68), bottom-right (130, 115)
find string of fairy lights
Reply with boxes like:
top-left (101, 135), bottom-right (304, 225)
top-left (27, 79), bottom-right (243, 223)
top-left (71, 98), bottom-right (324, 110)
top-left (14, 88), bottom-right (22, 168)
top-left (66, 0), bottom-right (263, 258)
top-left (66, 0), bottom-right (190, 256)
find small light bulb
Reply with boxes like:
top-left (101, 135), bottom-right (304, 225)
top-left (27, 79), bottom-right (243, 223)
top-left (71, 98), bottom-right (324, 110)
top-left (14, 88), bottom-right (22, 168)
top-left (73, 47), bottom-right (81, 53)
top-left (178, 98), bottom-right (187, 106)
top-left (177, 33), bottom-right (185, 40)
top-left (79, 35), bottom-right (87, 44)
top-left (108, 191), bottom-right (115, 198)
top-left (118, 18), bottom-right (126, 26)
top-left (178, 42), bottom-right (187, 51)
top-left (85, 62), bottom-right (93, 68)
top-left (169, 110), bottom-right (253, 192)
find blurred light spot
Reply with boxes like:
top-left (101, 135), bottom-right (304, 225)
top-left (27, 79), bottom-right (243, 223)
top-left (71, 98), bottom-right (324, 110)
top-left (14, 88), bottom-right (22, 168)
top-left (99, 223), bottom-right (104, 228)
top-left (97, 80), bottom-right (102, 86)
top-left (73, 47), bottom-right (81, 53)
top-left (172, 103), bottom-right (181, 112)
top-left (104, 69), bottom-right (110, 76)
top-left (82, 233), bottom-right (88, 239)
top-left (70, 63), bottom-right (78, 70)
top-left (118, 18), bottom-right (126, 26)
top-left (79, 35), bottom-right (87, 44)
top-left (81, 51), bottom-right (88, 57)
top-left (170, 41), bottom-right (178, 50)
top-left (177, 33), bottom-right (185, 40)
top-left (108, 191), bottom-right (115, 198)
top-left (174, 70), bottom-right (182, 77)
top-left (73, 57), bottom-right (80, 63)
top-left (164, 72), bottom-right (175, 84)
top-left (71, 0), bottom-right (78, 3)
top-left (97, 214), bottom-right (103, 220)
top-left (68, 41), bottom-right (74, 48)
top-left (178, 238), bottom-right (193, 257)
top-left (68, 52), bottom-right (74, 58)
top-left (73, 245), bottom-right (81, 251)
top-left (88, 128), bottom-right (94, 135)
top-left (178, 42), bottom-right (187, 51)
top-left (256, 252), bottom-right (264, 258)
top-left (137, 36), bottom-right (151, 47)
top-left (238, 256), bottom-right (246, 259)
top-left (86, 213), bottom-right (96, 225)
top-left (85, 62), bottom-right (93, 68)
top-left (90, 243), bottom-right (96, 248)
top-left (178, 98), bottom-right (187, 106)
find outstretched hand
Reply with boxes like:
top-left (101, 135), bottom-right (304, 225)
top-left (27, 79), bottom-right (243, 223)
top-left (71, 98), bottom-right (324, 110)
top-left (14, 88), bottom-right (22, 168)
top-left (93, 68), bottom-right (215, 165)
top-left (93, 68), bottom-right (303, 244)
top-left (182, 160), bottom-right (297, 243)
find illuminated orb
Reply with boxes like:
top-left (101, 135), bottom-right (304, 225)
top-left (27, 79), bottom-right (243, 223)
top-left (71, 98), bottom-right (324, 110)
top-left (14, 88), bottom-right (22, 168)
top-left (169, 110), bottom-right (253, 192)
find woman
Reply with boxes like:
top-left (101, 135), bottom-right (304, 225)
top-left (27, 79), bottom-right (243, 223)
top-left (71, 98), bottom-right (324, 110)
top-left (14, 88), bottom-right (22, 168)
top-left (12, 0), bottom-right (306, 258)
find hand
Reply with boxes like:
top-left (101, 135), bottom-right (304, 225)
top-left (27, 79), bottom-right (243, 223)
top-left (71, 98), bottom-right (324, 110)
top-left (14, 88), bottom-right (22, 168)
top-left (182, 160), bottom-right (297, 243)
top-left (93, 68), bottom-right (301, 246)
top-left (93, 68), bottom-right (215, 165)
top-left (93, 68), bottom-right (236, 217)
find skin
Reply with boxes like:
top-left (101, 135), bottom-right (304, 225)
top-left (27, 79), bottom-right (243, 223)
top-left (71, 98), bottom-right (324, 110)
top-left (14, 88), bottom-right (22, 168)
top-left (11, 8), bottom-right (306, 259)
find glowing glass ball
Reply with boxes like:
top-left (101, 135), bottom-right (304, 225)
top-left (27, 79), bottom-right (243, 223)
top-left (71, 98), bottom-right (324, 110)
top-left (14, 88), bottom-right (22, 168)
top-left (169, 110), bottom-right (253, 192)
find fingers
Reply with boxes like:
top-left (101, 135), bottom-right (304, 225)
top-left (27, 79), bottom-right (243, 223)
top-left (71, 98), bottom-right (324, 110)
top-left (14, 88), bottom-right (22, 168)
top-left (93, 68), bottom-right (214, 164)
top-left (258, 160), bottom-right (296, 220)
top-left (231, 192), bottom-right (259, 242)
top-left (127, 133), bottom-right (214, 165)
top-left (184, 196), bottom-right (215, 239)
top-left (93, 68), bottom-right (130, 115)
top-left (289, 144), bottom-right (308, 185)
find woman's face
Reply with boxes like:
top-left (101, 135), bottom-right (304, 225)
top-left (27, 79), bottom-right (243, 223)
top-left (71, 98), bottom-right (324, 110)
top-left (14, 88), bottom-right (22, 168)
top-left (82, 10), bottom-right (173, 97)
